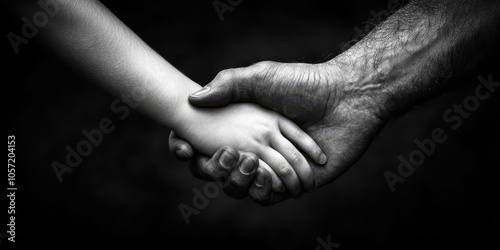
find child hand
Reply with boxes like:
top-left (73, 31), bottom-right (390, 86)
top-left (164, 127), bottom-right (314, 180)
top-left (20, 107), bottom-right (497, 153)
top-left (175, 103), bottom-right (326, 197)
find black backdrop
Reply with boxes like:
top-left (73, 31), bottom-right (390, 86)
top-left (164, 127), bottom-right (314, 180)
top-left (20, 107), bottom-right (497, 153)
top-left (3, 0), bottom-right (500, 249)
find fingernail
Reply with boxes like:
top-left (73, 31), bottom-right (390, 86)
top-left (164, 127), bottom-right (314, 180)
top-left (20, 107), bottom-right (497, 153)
top-left (319, 153), bottom-right (327, 165)
top-left (190, 86), bottom-right (211, 98)
top-left (219, 150), bottom-right (237, 169)
top-left (254, 172), bottom-right (265, 187)
top-left (240, 157), bottom-right (257, 175)
top-left (175, 149), bottom-right (189, 159)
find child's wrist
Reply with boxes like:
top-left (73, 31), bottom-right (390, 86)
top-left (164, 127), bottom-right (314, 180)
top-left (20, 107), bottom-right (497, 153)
top-left (170, 86), bottom-right (203, 134)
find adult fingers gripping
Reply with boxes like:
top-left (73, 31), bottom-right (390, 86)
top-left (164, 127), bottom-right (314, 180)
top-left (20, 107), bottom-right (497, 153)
top-left (224, 153), bottom-right (259, 199)
top-left (187, 154), bottom-right (212, 181)
top-left (258, 160), bottom-right (286, 193)
top-left (249, 168), bottom-right (292, 206)
top-left (168, 131), bottom-right (194, 160)
top-left (204, 146), bottom-right (240, 184)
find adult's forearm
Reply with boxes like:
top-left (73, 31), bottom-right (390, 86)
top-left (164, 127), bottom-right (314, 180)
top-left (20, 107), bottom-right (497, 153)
top-left (23, 0), bottom-right (201, 129)
top-left (330, 0), bottom-right (500, 118)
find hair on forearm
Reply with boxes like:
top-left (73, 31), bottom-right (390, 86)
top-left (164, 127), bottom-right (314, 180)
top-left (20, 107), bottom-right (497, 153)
top-left (335, 0), bottom-right (499, 118)
top-left (340, 0), bottom-right (409, 53)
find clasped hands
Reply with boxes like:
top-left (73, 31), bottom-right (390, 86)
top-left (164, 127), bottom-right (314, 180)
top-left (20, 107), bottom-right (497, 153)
top-left (27, 0), bottom-right (495, 206)
top-left (169, 58), bottom-right (392, 205)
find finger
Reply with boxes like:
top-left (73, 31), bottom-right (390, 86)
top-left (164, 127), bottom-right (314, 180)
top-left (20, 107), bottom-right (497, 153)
top-left (259, 147), bottom-right (302, 197)
top-left (258, 160), bottom-right (286, 193)
top-left (249, 168), bottom-right (292, 206)
top-left (188, 153), bottom-right (212, 181)
top-left (223, 153), bottom-right (259, 199)
top-left (204, 146), bottom-right (240, 184)
top-left (271, 135), bottom-right (316, 192)
top-left (168, 131), bottom-right (194, 160)
top-left (188, 65), bottom-right (261, 107)
top-left (279, 118), bottom-right (327, 165)
top-left (249, 167), bottom-right (272, 202)
top-left (188, 71), bottom-right (248, 107)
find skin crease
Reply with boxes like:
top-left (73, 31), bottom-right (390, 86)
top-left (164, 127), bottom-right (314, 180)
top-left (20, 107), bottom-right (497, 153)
top-left (181, 60), bottom-right (387, 204)
top-left (17, 0), bottom-right (330, 197)
top-left (190, 61), bottom-right (388, 187)
top-left (170, 0), bottom-right (500, 205)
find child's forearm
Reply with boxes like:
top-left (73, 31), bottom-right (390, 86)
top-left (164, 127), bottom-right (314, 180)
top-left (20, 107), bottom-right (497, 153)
top-left (35, 0), bottom-right (200, 130)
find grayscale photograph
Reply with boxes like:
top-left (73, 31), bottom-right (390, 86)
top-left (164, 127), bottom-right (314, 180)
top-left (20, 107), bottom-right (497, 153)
top-left (3, 0), bottom-right (500, 249)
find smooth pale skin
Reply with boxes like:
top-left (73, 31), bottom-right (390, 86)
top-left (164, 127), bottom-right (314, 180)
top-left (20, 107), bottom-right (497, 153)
top-left (18, 0), bottom-right (329, 197)
top-left (170, 0), bottom-right (500, 205)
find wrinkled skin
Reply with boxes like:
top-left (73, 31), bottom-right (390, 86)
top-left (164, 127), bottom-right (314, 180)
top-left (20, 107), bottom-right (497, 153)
top-left (171, 59), bottom-right (389, 205)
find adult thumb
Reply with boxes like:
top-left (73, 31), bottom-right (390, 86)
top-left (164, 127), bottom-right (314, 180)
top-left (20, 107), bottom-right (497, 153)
top-left (188, 69), bottom-right (254, 107)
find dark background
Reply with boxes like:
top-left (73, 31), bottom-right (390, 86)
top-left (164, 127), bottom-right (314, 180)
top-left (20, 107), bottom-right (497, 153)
top-left (3, 0), bottom-right (499, 249)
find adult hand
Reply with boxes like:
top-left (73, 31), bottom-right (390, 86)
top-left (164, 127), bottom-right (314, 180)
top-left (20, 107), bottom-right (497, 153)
top-left (171, 59), bottom-right (391, 204)
top-left (172, 0), bottom-right (500, 205)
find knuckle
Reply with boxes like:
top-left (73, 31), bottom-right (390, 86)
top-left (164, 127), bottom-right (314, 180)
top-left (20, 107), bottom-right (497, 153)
top-left (252, 126), bottom-right (273, 145)
top-left (253, 61), bottom-right (274, 70)
top-left (215, 69), bottom-right (235, 81)
top-left (205, 161), bottom-right (226, 181)
top-left (205, 166), bottom-right (218, 179)
top-left (289, 151), bottom-right (304, 165)
top-left (262, 127), bottom-right (273, 138)
top-left (295, 129), bottom-right (306, 139)
top-left (228, 174), bottom-right (244, 187)
top-left (278, 163), bottom-right (292, 175)
top-left (250, 191), bottom-right (267, 203)
top-left (250, 61), bottom-right (277, 82)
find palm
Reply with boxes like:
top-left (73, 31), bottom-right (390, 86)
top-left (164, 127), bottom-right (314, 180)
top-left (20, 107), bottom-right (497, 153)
top-left (251, 62), bottom-right (385, 188)
top-left (306, 102), bottom-right (384, 187)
